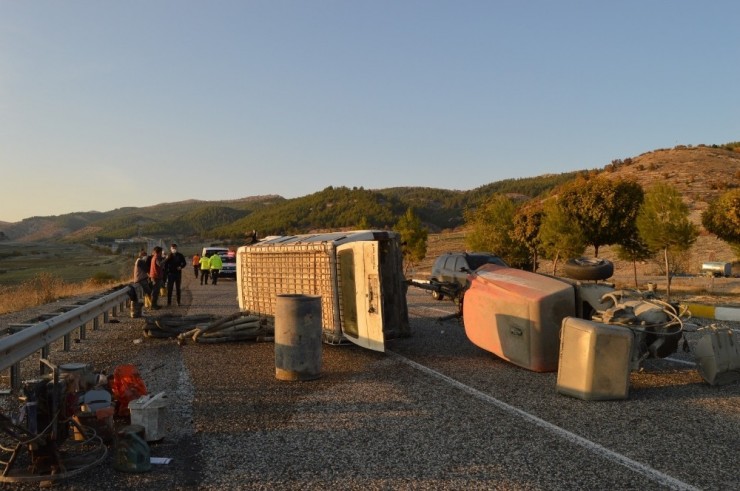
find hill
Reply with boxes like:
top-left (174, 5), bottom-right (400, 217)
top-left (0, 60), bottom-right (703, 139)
top-left (1, 143), bottom-right (738, 248)
top-left (601, 144), bottom-right (740, 225)
top-left (0, 195), bottom-right (284, 243)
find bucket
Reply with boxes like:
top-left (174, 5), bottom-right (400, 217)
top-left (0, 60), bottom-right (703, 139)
top-left (274, 294), bottom-right (323, 381)
top-left (113, 425), bottom-right (151, 473)
top-left (129, 392), bottom-right (168, 442)
top-left (130, 302), bottom-right (143, 318)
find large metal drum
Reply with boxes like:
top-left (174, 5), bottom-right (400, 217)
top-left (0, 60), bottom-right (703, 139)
top-left (274, 294), bottom-right (323, 381)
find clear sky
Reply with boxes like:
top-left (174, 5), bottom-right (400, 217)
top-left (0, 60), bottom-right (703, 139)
top-left (2, 1), bottom-right (739, 223)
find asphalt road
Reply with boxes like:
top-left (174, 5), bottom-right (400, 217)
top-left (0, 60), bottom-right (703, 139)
top-left (2, 273), bottom-right (738, 490)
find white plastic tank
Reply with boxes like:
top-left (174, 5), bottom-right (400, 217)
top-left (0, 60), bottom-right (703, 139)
top-left (557, 317), bottom-right (634, 400)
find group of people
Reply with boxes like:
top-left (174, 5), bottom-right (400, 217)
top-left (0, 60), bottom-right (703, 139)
top-left (133, 243), bottom-right (231, 310)
top-left (190, 252), bottom-right (223, 285)
top-left (133, 243), bottom-right (188, 309)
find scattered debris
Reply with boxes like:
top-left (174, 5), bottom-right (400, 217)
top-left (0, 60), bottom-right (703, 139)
top-left (141, 312), bottom-right (274, 344)
top-left (111, 365), bottom-right (147, 418)
top-left (178, 312), bottom-right (274, 344)
top-left (129, 392), bottom-right (168, 442)
top-left (0, 360), bottom-right (107, 483)
top-left (694, 325), bottom-right (740, 385)
top-left (143, 313), bottom-right (216, 338)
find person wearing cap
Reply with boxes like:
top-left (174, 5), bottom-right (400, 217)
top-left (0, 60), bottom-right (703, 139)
top-left (163, 243), bottom-right (187, 306)
top-left (132, 249), bottom-right (152, 301)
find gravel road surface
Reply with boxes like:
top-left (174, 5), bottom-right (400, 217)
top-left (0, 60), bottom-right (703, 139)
top-left (1, 273), bottom-right (738, 490)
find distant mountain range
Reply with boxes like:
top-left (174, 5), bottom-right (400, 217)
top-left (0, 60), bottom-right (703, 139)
top-left (1, 144), bottom-right (738, 245)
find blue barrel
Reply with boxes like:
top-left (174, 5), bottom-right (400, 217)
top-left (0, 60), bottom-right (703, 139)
top-left (274, 294), bottom-right (322, 381)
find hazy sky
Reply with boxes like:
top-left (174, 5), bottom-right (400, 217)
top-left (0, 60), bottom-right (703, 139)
top-left (2, 1), bottom-right (739, 223)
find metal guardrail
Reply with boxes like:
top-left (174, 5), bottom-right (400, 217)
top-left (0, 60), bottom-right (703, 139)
top-left (0, 286), bottom-right (130, 389)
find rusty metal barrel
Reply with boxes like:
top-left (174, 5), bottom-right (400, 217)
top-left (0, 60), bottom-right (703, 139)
top-left (274, 294), bottom-right (322, 381)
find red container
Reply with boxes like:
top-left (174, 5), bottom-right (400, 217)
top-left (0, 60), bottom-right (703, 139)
top-left (462, 265), bottom-right (576, 372)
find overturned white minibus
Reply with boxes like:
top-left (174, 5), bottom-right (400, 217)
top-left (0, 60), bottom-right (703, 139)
top-left (236, 230), bottom-right (409, 351)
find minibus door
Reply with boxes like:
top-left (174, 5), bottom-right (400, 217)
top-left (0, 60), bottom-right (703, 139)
top-left (336, 241), bottom-right (385, 352)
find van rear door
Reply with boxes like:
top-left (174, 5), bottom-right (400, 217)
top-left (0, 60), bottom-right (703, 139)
top-left (336, 241), bottom-right (384, 352)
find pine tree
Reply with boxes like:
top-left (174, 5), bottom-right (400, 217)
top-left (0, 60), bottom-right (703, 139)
top-left (395, 208), bottom-right (428, 276)
top-left (636, 183), bottom-right (698, 300)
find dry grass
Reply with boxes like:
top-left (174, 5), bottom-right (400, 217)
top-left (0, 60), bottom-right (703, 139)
top-left (0, 272), bottom-right (119, 315)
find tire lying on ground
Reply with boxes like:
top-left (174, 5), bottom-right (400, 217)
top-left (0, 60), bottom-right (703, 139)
top-left (563, 257), bottom-right (614, 281)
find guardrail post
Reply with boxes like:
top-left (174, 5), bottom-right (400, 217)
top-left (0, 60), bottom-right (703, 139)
top-left (11, 363), bottom-right (20, 390)
top-left (63, 332), bottom-right (71, 351)
top-left (40, 346), bottom-right (50, 375)
top-left (79, 322), bottom-right (87, 340)
top-left (93, 316), bottom-right (100, 331)
top-left (103, 311), bottom-right (110, 323)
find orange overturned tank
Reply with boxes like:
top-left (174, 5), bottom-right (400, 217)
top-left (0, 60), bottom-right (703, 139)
top-left (462, 264), bottom-right (576, 372)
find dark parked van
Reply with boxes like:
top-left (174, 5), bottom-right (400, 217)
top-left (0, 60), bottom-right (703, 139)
top-left (429, 252), bottom-right (507, 300)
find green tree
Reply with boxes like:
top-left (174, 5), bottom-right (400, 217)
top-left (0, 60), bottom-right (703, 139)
top-left (395, 208), bottom-right (428, 275)
top-left (702, 189), bottom-right (740, 257)
top-left (465, 194), bottom-right (530, 268)
top-left (538, 198), bottom-right (586, 275)
top-left (511, 203), bottom-right (543, 271)
top-left (615, 235), bottom-right (653, 289)
top-left (558, 177), bottom-right (644, 257)
top-left (636, 183), bottom-right (699, 300)
top-left (357, 216), bottom-right (371, 230)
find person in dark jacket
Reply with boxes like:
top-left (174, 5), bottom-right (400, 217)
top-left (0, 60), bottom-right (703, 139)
top-left (164, 243), bottom-right (187, 306)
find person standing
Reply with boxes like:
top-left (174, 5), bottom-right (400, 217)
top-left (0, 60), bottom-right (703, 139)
top-left (199, 254), bottom-right (211, 286)
top-left (192, 253), bottom-right (201, 278)
top-left (164, 243), bottom-right (187, 306)
top-left (209, 252), bottom-right (223, 285)
top-left (149, 246), bottom-right (164, 309)
top-left (132, 249), bottom-right (151, 301)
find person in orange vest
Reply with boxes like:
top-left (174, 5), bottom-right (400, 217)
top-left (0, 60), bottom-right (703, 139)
top-left (192, 253), bottom-right (201, 278)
